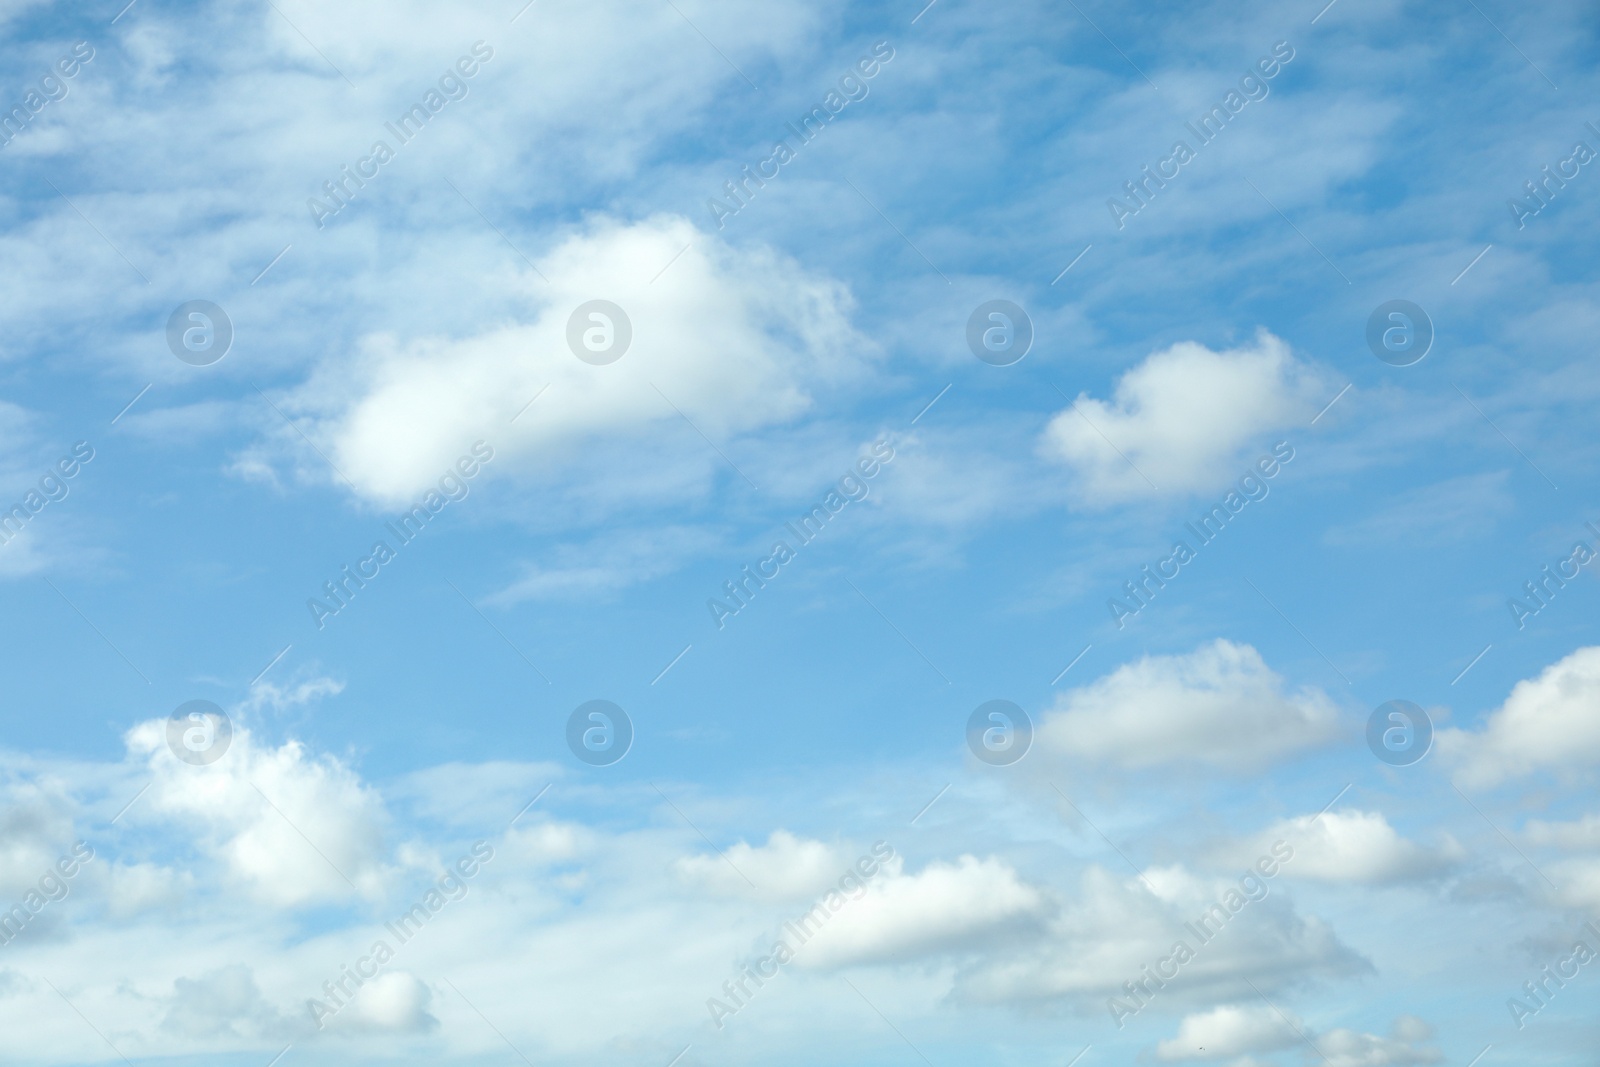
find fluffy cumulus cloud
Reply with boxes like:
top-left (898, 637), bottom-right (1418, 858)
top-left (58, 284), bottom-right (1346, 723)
top-left (124, 716), bottom-right (392, 907)
top-left (328, 971), bottom-right (437, 1034)
top-left (799, 854), bottom-right (1049, 968)
top-left (952, 864), bottom-right (1367, 1014)
top-left (0, 733), bottom-right (1379, 1065)
top-left (1228, 811), bottom-right (1461, 886)
top-left (676, 830), bottom-right (858, 902)
top-left (1039, 639), bottom-right (1342, 772)
top-left (0, 788), bottom-right (79, 899)
top-left (254, 215), bottom-right (868, 506)
top-left (1438, 646), bottom-right (1600, 787)
top-left (1040, 330), bottom-right (1323, 504)
top-left (160, 964), bottom-right (297, 1041)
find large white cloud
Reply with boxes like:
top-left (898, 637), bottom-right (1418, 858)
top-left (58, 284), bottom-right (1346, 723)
top-left (1039, 639), bottom-right (1343, 772)
top-left (1040, 330), bottom-right (1323, 504)
top-left (1438, 646), bottom-right (1600, 787)
top-left (241, 214), bottom-right (869, 506)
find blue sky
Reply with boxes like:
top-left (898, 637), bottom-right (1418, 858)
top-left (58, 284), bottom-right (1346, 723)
top-left (1, 0), bottom-right (1599, 1064)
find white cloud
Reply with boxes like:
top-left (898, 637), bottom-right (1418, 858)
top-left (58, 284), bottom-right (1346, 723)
top-left (1542, 857), bottom-right (1600, 912)
top-left (0, 791), bottom-right (76, 899)
top-left (1040, 330), bottom-right (1322, 503)
top-left (160, 964), bottom-right (296, 1041)
top-left (1039, 639), bottom-right (1342, 772)
top-left (124, 717), bottom-right (391, 907)
top-left (1155, 1003), bottom-right (1301, 1061)
top-left (677, 830), bottom-right (855, 902)
top-left (239, 673), bottom-right (345, 716)
top-left (1438, 646), bottom-right (1600, 786)
top-left (258, 214), bottom-right (868, 507)
top-left (799, 854), bottom-right (1049, 967)
top-left (1317, 1017), bottom-right (1442, 1067)
top-left (100, 861), bottom-right (191, 919)
top-left (1156, 1008), bottom-right (1441, 1066)
top-left (330, 971), bottom-right (437, 1034)
top-left (1525, 813), bottom-right (1600, 851)
top-left (952, 864), bottom-right (1368, 1013)
top-left (0, 738), bottom-right (1381, 1064)
top-left (1231, 811), bottom-right (1461, 885)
